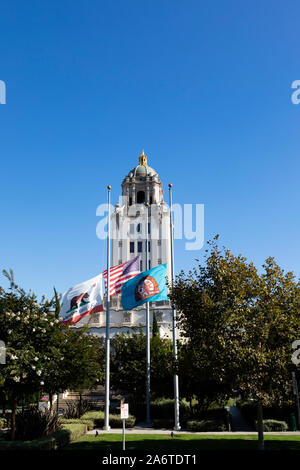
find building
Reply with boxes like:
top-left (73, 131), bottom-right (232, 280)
top-left (77, 151), bottom-right (173, 338)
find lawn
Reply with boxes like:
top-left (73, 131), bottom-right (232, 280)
top-left (63, 433), bottom-right (300, 452)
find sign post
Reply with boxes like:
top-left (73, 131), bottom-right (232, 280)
top-left (121, 403), bottom-right (129, 451)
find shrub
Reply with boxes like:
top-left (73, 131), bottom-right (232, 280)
top-left (15, 408), bottom-right (61, 440)
top-left (0, 417), bottom-right (7, 429)
top-left (53, 423), bottom-right (87, 447)
top-left (81, 411), bottom-right (136, 428)
top-left (255, 419), bottom-right (288, 432)
top-left (186, 419), bottom-right (226, 432)
top-left (152, 419), bottom-right (174, 429)
top-left (0, 422), bottom-right (87, 450)
top-left (63, 399), bottom-right (92, 419)
top-left (60, 418), bottom-right (94, 430)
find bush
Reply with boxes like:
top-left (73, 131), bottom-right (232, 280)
top-left (0, 422), bottom-right (87, 450)
top-left (60, 418), bottom-right (94, 430)
top-left (63, 399), bottom-right (92, 419)
top-left (255, 419), bottom-right (288, 432)
top-left (15, 408), bottom-right (61, 440)
top-left (131, 398), bottom-right (191, 423)
top-left (186, 419), bottom-right (226, 432)
top-left (152, 419), bottom-right (174, 429)
top-left (81, 411), bottom-right (136, 428)
top-left (0, 417), bottom-right (7, 429)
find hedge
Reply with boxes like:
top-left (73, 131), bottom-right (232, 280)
top-left (186, 419), bottom-right (227, 432)
top-left (152, 419), bottom-right (174, 429)
top-left (0, 422), bottom-right (87, 450)
top-left (255, 419), bottom-right (288, 432)
top-left (81, 411), bottom-right (136, 428)
top-left (60, 418), bottom-right (94, 430)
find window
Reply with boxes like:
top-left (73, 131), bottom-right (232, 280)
top-left (140, 260), bottom-right (143, 271)
top-left (118, 259), bottom-right (122, 265)
top-left (158, 258), bottom-right (162, 265)
top-left (118, 241), bottom-right (122, 247)
top-left (137, 223), bottom-right (141, 233)
top-left (150, 196), bottom-right (153, 204)
top-left (157, 240), bottom-right (161, 246)
top-left (148, 260), bottom-right (151, 269)
top-left (130, 241), bottom-right (134, 253)
top-left (137, 191), bottom-right (145, 203)
top-left (138, 241), bottom-right (143, 253)
top-left (148, 223), bottom-right (151, 234)
top-left (129, 197), bottom-right (132, 206)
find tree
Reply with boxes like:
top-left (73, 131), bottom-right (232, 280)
top-left (110, 329), bottom-right (174, 403)
top-left (0, 270), bottom-right (105, 438)
top-left (170, 238), bottom-right (300, 449)
top-left (152, 312), bottom-right (159, 337)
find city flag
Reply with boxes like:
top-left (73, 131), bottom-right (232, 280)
top-left (121, 264), bottom-right (169, 310)
top-left (60, 274), bottom-right (103, 325)
top-left (103, 255), bottom-right (140, 296)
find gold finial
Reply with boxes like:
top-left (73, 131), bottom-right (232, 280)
top-left (145, 202), bottom-right (149, 207)
top-left (107, 185), bottom-right (111, 190)
top-left (169, 183), bottom-right (173, 188)
top-left (139, 150), bottom-right (147, 166)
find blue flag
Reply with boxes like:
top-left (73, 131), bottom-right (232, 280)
top-left (121, 264), bottom-right (169, 310)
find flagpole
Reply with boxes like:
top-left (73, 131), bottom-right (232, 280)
top-left (169, 184), bottom-right (181, 431)
top-left (145, 202), bottom-right (151, 426)
top-left (104, 185), bottom-right (111, 430)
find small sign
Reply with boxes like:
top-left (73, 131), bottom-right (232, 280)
top-left (121, 403), bottom-right (129, 420)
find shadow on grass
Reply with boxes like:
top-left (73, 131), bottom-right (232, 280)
top-left (63, 434), bottom-right (300, 452)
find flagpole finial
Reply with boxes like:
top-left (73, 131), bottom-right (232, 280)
top-left (169, 183), bottom-right (172, 188)
top-left (145, 202), bottom-right (149, 207)
top-left (107, 185), bottom-right (111, 190)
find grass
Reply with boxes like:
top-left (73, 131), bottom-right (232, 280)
top-left (63, 433), bottom-right (300, 452)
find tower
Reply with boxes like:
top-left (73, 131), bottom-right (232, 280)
top-left (86, 151), bottom-right (173, 338)
top-left (111, 150), bottom-right (171, 280)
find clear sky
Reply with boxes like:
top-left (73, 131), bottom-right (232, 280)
top-left (0, 0), bottom-right (299, 298)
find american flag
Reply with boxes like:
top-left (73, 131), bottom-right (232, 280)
top-left (103, 255), bottom-right (140, 296)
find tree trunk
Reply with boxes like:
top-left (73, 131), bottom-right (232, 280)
top-left (10, 397), bottom-right (16, 441)
top-left (257, 403), bottom-right (264, 451)
top-left (49, 393), bottom-right (53, 413)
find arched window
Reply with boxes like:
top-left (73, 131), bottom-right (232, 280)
top-left (137, 191), bottom-right (145, 203)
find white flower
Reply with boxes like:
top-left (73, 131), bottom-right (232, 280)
top-left (34, 357), bottom-right (39, 361)
top-left (13, 376), bottom-right (20, 382)
top-left (32, 365), bottom-right (36, 370)
top-left (32, 328), bottom-right (35, 332)
top-left (8, 330), bottom-right (12, 335)
top-left (36, 370), bottom-right (42, 376)
top-left (11, 354), bottom-right (18, 360)
top-left (42, 329), bottom-right (46, 333)
top-left (40, 381), bottom-right (44, 385)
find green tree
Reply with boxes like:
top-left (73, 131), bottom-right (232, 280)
top-left (0, 270), bottom-right (105, 438)
top-left (170, 239), bottom-right (300, 449)
top-left (110, 329), bottom-right (174, 403)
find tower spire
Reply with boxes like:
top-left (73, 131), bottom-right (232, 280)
top-left (139, 150), bottom-right (147, 166)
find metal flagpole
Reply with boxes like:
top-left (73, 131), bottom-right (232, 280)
top-left (104, 185), bottom-right (111, 430)
top-left (145, 202), bottom-right (151, 426)
top-left (169, 184), bottom-right (181, 431)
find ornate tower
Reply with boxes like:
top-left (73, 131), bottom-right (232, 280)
top-left (111, 150), bottom-right (171, 280)
top-left (86, 151), bottom-right (173, 338)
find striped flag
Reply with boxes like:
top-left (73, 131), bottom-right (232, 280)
top-left (103, 255), bottom-right (140, 296)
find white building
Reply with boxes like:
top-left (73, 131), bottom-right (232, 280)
top-left (78, 151), bottom-right (173, 338)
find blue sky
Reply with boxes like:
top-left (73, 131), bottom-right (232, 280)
top-left (0, 0), bottom-right (299, 298)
